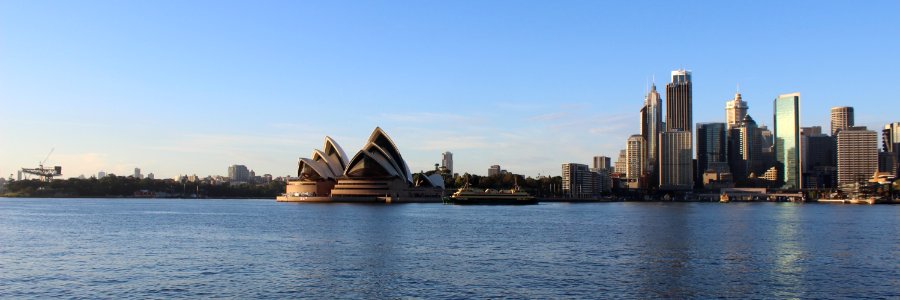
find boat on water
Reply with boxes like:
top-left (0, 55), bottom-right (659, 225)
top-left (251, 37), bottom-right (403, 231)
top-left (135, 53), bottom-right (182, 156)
top-left (448, 183), bottom-right (537, 205)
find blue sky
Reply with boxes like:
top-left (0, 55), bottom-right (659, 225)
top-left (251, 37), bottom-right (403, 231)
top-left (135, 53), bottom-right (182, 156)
top-left (2, 1), bottom-right (898, 179)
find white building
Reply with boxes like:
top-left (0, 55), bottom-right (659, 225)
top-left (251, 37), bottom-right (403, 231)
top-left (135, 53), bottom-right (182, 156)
top-left (441, 152), bottom-right (453, 174)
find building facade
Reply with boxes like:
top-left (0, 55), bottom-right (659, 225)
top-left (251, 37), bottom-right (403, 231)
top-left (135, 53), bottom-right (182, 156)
top-left (830, 106), bottom-right (854, 136)
top-left (837, 127), bottom-right (878, 188)
top-left (488, 165), bottom-right (501, 177)
top-left (228, 165), bottom-right (251, 183)
top-left (659, 130), bottom-right (693, 190)
top-left (593, 156), bottom-right (611, 170)
top-left (614, 150), bottom-right (627, 175)
top-left (725, 92), bottom-right (748, 130)
top-left (697, 123), bottom-right (728, 174)
top-left (666, 70), bottom-right (693, 133)
top-left (626, 135), bottom-right (646, 188)
top-left (562, 163), bottom-right (593, 198)
top-left (801, 127), bottom-right (837, 189)
top-left (641, 84), bottom-right (663, 185)
top-left (883, 122), bottom-right (900, 175)
top-left (774, 93), bottom-right (802, 190)
top-left (441, 151), bottom-right (453, 174)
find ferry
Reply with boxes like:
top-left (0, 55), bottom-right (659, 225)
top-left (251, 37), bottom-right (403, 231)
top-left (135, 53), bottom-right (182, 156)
top-left (448, 183), bottom-right (537, 205)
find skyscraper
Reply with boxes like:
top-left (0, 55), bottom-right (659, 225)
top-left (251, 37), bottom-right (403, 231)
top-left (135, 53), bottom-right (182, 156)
top-left (830, 106), bottom-right (854, 136)
top-left (441, 151), bottom-right (453, 174)
top-left (641, 83), bottom-right (663, 183)
top-left (626, 135), bottom-right (646, 188)
top-left (134, 168), bottom-right (142, 179)
top-left (883, 122), bottom-right (900, 153)
top-left (659, 130), bottom-right (693, 190)
top-left (697, 123), bottom-right (728, 174)
top-left (883, 122), bottom-right (900, 175)
top-left (666, 70), bottom-right (693, 133)
top-left (801, 127), bottom-right (837, 189)
top-left (728, 115), bottom-right (763, 181)
top-left (592, 156), bottom-right (611, 170)
top-left (837, 127), bottom-right (878, 189)
top-left (774, 93), bottom-right (802, 189)
top-left (725, 92), bottom-right (748, 130)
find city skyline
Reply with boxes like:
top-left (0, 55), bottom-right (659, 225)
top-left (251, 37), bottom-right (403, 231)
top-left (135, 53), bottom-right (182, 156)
top-left (2, 1), bottom-right (899, 179)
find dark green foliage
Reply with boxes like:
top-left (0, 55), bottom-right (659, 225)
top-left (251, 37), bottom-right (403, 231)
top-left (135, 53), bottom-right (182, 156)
top-left (2, 177), bottom-right (286, 198)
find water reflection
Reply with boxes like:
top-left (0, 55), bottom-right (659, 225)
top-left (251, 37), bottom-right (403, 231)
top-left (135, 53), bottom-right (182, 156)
top-left (770, 203), bottom-right (807, 298)
top-left (0, 199), bottom-right (896, 298)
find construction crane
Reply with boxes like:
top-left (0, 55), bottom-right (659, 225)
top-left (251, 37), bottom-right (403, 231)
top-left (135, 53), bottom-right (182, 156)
top-left (21, 148), bottom-right (62, 182)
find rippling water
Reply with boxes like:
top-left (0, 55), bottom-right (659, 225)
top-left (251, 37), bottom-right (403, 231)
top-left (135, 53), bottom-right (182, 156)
top-left (0, 198), bottom-right (897, 298)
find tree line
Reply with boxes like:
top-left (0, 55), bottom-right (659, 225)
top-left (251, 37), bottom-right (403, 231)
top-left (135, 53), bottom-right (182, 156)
top-left (1, 176), bottom-right (286, 198)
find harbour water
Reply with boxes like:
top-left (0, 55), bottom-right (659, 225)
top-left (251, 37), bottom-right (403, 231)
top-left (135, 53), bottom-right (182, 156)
top-left (0, 198), bottom-right (897, 298)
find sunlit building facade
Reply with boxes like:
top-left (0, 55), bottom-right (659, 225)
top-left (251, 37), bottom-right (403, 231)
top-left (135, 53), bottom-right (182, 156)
top-left (774, 93), bottom-right (802, 190)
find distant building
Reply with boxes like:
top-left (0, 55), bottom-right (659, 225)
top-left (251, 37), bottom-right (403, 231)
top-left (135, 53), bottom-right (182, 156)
top-left (725, 92), bottom-right (748, 130)
top-left (830, 106), bottom-right (854, 136)
top-left (884, 122), bottom-right (900, 153)
top-left (728, 115), bottom-right (762, 182)
top-left (147, 173), bottom-right (155, 180)
top-left (98, 171), bottom-right (106, 178)
top-left (17, 171), bottom-right (22, 181)
top-left (626, 135), bottom-right (646, 188)
top-left (228, 165), bottom-right (251, 183)
top-left (883, 122), bottom-right (900, 175)
top-left (592, 156), bottom-right (611, 170)
top-left (641, 83), bottom-right (663, 186)
top-left (614, 150), bottom-right (627, 175)
top-left (134, 168), bottom-right (142, 179)
top-left (800, 128), bottom-right (837, 189)
top-left (697, 122), bottom-right (729, 174)
top-left (590, 167), bottom-right (611, 193)
top-left (441, 152), bottom-right (453, 174)
top-left (837, 127), bottom-right (878, 189)
top-left (562, 163), bottom-right (593, 198)
top-left (774, 93), bottom-right (802, 190)
top-left (488, 165), bottom-right (501, 177)
top-left (666, 69), bottom-right (693, 133)
top-left (659, 130), bottom-right (693, 190)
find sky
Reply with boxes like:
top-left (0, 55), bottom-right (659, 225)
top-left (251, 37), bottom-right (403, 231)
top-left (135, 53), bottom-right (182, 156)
top-left (1, 1), bottom-right (899, 179)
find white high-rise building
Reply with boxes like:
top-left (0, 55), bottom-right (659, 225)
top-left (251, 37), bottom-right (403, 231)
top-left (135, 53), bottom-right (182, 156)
top-left (614, 150), bottom-right (627, 174)
top-left (134, 168), bottom-right (142, 179)
top-left (441, 152), bottom-right (453, 174)
top-left (725, 92), bottom-right (748, 130)
top-left (626, 135), bottom-right (646, 188)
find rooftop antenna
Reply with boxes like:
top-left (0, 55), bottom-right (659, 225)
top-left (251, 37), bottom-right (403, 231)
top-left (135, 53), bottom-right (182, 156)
top-left (736, 83), bottom-right (740, 94)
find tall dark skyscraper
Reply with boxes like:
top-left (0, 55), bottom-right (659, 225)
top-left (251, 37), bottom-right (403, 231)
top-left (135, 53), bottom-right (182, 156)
top-left (666, 70), bottom-right (693, 133)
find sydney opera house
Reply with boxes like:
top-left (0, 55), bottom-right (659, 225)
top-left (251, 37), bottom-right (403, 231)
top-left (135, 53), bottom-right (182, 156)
top-left (277, 127), bottom-right (445, 203)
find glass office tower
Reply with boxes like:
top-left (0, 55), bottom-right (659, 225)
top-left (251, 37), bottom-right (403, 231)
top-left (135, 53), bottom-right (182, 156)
top-left (774, 93), bottom-right (802, 190)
